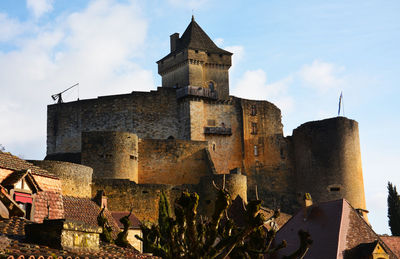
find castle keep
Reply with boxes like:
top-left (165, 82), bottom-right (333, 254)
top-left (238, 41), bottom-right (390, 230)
top-left (44, 17), bottom-right (367, 221)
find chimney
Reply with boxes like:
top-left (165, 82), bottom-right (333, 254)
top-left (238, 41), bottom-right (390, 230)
top-left (93, 190), bottom-right (107, 209)
top-left (170, 33), bottom-right (179, 52)
top-left (303, 193), bottom-right (313, 220)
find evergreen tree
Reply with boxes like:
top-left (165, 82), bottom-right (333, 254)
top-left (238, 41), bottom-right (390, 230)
top-left (387, 182), bottom-right (400, 236)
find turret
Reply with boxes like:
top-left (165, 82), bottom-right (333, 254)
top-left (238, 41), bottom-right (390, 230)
top-left (292, 117), bottom-right (366, 212)
top-left (81, 131), bottom-right (139, 182)
top-left (157, 16), bottom-right (232, 100)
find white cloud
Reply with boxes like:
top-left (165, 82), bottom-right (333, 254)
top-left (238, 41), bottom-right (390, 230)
top-left (232, 69), bottom-right (294, 114)
top-left (0, 13), bottom-right (27, 42)
top-left (298, 60), bottom-right (345, 92)
top-left (26, 0), bottom-right (54, 18)
top-left (0, 0), bottom-right (154, 158)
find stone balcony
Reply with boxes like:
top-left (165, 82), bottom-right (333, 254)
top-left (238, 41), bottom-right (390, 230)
top-left (204, 127), bottom-right (232, 135)
top-left (176, 86), bottom-right (218, 100)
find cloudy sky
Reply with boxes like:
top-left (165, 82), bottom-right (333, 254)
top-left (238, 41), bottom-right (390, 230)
top-left (0, 0), bottom-right (399, 234)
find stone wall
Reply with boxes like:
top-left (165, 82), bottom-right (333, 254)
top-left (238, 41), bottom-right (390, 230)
top-left (158, 49), bottom-right (231, 100)
top-left (81, 131), bottom-right (138, 182)
top-left (240, 99), bottom-right (297, 212)
top-left (25, 219), bottom-right (102, 252)
top-left (92, 179), bottom-right (190, 223)
top-left (29, 160), bottom-right (93, 198)
top-left (292, 117), bottom-right (366, 210)
top-left (47, 87), bottom-right (180, 155)
top-left (188, 98), bottom-right (243, 174)
top-left (138, 139), bottom-right (213, 185)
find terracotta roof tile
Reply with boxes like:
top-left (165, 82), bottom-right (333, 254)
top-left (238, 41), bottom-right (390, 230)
top-left (111, 211), bottom-right (142, 229)
top-left (380, 236), bottom-right (400, 258)
top-left (62, 196), bottom-right (120, 238)
top-left (0, 152), bottom-right (55, 178)
top-left (272, 199), bottom-right (398, 259)
top-left (0, 218), bottom-right (158, 258)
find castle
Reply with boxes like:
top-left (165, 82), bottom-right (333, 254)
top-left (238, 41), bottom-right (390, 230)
top-left (36, 17), bottom-right (367, 222)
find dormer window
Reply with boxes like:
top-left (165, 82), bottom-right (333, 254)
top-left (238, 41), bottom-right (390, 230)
top-left (1, 169), bottom-right (41, 220)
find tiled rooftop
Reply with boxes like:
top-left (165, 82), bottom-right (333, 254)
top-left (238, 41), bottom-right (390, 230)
top-left (62, 196), bottom-right (120, 238)
top-left (0, 152), bottom-right (56, 178)
top-left (380, 236), bottom-right (400, 258)
top-left (0, 217), bottom-right (157, 258)
top-left (111, 211), bottom-right (141, 229)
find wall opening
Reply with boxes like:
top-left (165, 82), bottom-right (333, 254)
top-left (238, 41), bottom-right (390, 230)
top-left (251, 105), bottom-right (257, 116)
top-left (251, 123), bottom-right (257, 135)
top-left (254, 145), bottom-right (258, 156)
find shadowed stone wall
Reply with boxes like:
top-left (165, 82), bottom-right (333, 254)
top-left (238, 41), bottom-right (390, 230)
top-left (138, 139), bottom-right (213, 185)
top-left (292, 117), bottom-right (366, 210)
top-left (81, 131), bottom-right (138, 182)
top-left (47, 87), bottom-right (180, 156)
top-left (29, 160), bottom-right (92, 198)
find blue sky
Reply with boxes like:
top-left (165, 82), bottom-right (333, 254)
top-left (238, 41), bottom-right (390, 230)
top-left (0, 0), bottom-right (399, 234)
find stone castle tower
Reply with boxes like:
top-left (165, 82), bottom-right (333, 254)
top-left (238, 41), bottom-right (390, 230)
top-left (157, 16), bottom-right (232, 100)
top-left (44, 17), bottom-right (367, 221)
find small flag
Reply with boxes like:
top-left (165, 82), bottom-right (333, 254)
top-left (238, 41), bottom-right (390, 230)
top-left (338, 92), bottom-right (343, 116)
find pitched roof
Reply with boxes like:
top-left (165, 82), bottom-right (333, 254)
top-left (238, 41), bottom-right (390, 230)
top-left (380, 236), bottom-right (400, 258)
top-left (158, 16), bottom-right (232, 62)
top-left (0, 217), bottom-right (157, 258)
top-left (227, 196), bottom-right (291, 231)
top-left (0, 152), bottom-right (56, 178)
top-left (1, 169), bottom-right (42, 192)
top-left (62, 196), bottom-right (120, 238)
top-left (111, 211), bottom-right (141, 229)
top-left (272, 199), bottom-right (397, 259)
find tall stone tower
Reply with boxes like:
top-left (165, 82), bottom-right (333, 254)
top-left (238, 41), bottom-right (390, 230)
top-left (157, 16), bottom-right (232, 100)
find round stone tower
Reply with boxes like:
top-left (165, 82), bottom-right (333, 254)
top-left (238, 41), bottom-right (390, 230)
top-left (198, 171), bottom-right (247, 216)
top-left (81, 131), bottom-right (138, 182)
top-left (292, 117), bottom-right (366, 211)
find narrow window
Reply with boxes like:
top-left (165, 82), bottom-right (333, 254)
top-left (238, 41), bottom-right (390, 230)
top-left (330, 187), bottom-right (340, 192)
top-left (251, 123), bottom-right (257, 134)
top-left (212, 143), bottom-right (216, 151)
top-left (251, 105), bottom-right (257, 116)
top-left (254, 145), bottom-right (258, 156)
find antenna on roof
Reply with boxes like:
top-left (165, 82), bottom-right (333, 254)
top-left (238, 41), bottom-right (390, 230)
top-left (51, 83), bottom-right (79, 104)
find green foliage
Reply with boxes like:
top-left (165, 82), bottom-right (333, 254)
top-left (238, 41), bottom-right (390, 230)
top-left (136, 188), bottom-right (312, 259)
top-left (115, 210), bottom-right (133, 247)
top-left (97, 207), bottom-right (113, 243)
top-left (388, 182), bottom-right (400, 236)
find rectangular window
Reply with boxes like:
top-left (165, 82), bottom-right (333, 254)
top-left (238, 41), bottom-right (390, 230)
top-left (251, 122), bottom-right (257, 135)
top-left (254, 145), bottom-right (258, 156)
top-left (251, 105), bottom-right (257, 116)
